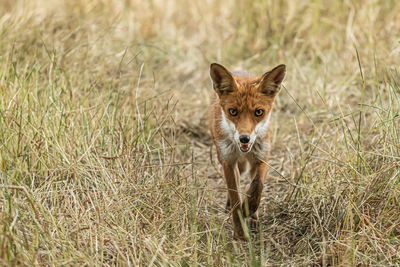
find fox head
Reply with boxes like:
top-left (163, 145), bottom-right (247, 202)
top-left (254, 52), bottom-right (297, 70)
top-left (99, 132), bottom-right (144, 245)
top-left (210, 63), bottom-right (286, 153)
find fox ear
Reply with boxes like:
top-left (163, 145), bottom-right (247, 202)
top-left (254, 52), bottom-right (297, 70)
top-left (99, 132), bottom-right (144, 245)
top-left (259, 64), bottom-right (286, 96)
top-left (210, 63), bottom-right (236, 95)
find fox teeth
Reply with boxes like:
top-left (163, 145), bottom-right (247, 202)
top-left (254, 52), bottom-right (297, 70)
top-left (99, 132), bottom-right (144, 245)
top-left (240, 144), bottom-right (250, 152)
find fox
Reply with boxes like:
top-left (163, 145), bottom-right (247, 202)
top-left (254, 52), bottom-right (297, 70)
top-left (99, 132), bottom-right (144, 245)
top-left (208, 63), bottom-right (286, 240)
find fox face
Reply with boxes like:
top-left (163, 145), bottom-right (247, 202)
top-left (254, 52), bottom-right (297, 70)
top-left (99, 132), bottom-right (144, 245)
top-left (210, 63), bottom-right (286, 158)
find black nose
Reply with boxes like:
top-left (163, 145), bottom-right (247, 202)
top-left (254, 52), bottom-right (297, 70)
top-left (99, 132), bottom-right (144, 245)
top-left (239, 135), bottom-right (250, 144)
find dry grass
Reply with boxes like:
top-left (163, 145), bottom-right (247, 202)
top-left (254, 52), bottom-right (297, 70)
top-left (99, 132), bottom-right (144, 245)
top-left (0, 0), bottom-right (399, 265)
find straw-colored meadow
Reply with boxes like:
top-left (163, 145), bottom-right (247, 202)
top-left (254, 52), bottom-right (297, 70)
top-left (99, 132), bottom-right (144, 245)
top-left (0, 0), bottom-right (399, 265)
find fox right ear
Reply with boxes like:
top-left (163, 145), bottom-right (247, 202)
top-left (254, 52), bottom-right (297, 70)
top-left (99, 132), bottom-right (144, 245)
top-left (259, 64), bottom-right (286, 96)
top-left (210, 63), bottom-right (236, 95)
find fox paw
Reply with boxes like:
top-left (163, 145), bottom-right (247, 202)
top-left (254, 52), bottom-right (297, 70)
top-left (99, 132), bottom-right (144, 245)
top-left (233, 232), bottom-right (247, 241)
top-left (249, 214), bottom-right (258, 232)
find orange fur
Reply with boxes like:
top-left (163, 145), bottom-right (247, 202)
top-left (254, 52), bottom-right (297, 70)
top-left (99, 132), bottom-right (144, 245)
top-left (208, 63), bottom-right (286, 240)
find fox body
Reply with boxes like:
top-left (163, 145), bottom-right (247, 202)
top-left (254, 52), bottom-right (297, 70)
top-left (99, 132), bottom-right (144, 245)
top-left (208, 63), bottom-right (286, 240)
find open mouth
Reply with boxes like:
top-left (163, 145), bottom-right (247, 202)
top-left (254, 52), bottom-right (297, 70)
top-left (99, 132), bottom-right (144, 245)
top-left (239, 144), bottom-right (251, 153)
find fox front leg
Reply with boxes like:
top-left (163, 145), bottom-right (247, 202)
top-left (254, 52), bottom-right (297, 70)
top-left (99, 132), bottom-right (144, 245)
top-left (242, 161), bottom-right (267, 230)
top-left (222, 161), bottom-right (246, 240)
top-left (226, 164), bottom-right (241, 212)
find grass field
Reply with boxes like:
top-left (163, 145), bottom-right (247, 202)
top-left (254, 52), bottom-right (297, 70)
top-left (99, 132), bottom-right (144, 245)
top-left (0, 0), bottom-right (399, 265)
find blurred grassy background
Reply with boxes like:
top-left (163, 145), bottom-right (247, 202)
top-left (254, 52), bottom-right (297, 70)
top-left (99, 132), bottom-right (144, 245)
top-left (0, 0), bottom-right (399, 265)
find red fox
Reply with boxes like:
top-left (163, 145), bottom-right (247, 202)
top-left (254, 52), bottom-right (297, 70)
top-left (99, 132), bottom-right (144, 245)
top-left (208, 63), bottom-right (286, 240)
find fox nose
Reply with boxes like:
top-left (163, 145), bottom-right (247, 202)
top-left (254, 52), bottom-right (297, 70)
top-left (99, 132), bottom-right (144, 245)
top-left (239, 135), bottom-right (250, 144)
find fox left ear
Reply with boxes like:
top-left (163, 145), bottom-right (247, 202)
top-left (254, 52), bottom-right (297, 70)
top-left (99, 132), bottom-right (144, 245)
top-left (259, 64), bottom-right (286, 96)
top-left (209, 63), bottom-right (237, 95)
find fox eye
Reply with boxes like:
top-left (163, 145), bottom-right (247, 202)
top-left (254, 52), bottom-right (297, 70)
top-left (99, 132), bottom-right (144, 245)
top-left (228, 108), bottom-right (238, 116)
top-left (255, 109), bottom-right (264, 117)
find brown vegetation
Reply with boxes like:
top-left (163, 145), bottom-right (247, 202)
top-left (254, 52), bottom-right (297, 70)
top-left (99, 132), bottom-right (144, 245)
top-left (0, 0), bottom-right (399, 265)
